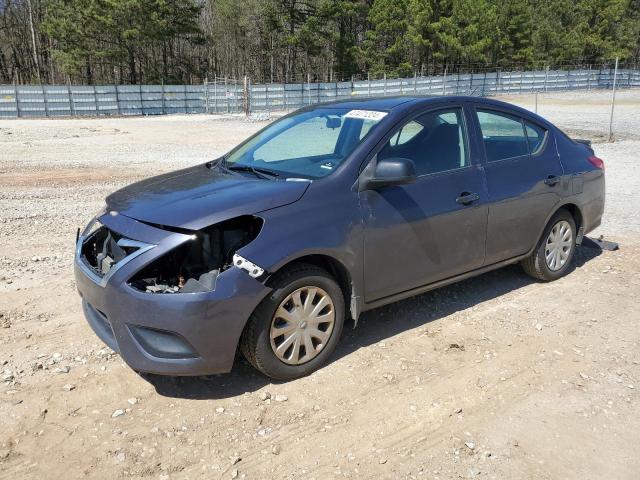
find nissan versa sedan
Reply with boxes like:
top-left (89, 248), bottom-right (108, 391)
top-left (74, 96), bottom-right (605, 380)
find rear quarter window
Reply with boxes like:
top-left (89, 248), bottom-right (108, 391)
top-left (524, 121), bottom-right (547, 154)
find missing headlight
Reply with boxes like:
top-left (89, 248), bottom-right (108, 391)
top-left (128, 216), bottom-right (263, 294)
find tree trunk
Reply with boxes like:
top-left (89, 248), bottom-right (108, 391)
top-left (128, 47), bottom-right (137, 84)
top-left (85, 57), bottom-right (93, 84)
top-left (26, 0), bottom-right (41, 83)
top-left (162, 42), bottom-right (168, 82)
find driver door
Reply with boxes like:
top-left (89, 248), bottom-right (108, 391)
top-left (360, 106), bottom-right (488, 302)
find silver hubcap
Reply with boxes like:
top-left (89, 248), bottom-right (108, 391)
top-left (270, 286), bottom-right (335, 365)
top-left (545, 220), bottom-right (573, 271)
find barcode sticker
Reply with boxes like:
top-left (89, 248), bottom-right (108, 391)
top-left (344, 109), bottom-right (388, 121)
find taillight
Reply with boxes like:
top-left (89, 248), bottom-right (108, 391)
top-left (587, 155), bottom-right (604, 170)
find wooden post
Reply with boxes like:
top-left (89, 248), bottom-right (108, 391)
top-left (367, 72), bottom-right (371, 97)
top-left (544, 65), bottom-right (549, 93)
top-left (213, 75), bottom-right (217, 113)
top-left (93, 85), bottom-right (99, 116)
top-left (67, 79), bottom-right (75, 116)
top-left (42, 84), bottom-right (49, 117)
top-left (161, 81), bottom-right (165, 114)
top-left (14, 82), bottom-right (20, 118)
top-left (284, 82), bottom-right (288, 112)
top-left (225, 76), bottom-right (229, 113)
top-left (139, 84), bottom-right (144, 115)
top-left (266, 82), bottom-right (269, 112)
top-left (183, 84), bottom-right (188, 113)
top-left (114, 84), bottom-right (121, 115)
top-left (204, 77), bottom-right (209, 114)
top-left (243, 75), bottom-right (249, 115)
top-left (443, 66), bottom-right (447, 95)
top-left (483, 70), bottom-right (487, 97)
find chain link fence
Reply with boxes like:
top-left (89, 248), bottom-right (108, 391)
top-left (1, 67), bottom-right (639, 118)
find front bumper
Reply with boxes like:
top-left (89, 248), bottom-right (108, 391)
top-left (74, 212), bottom-right (271, 376)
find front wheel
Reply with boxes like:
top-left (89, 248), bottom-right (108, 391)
top-left (240, 264), bottom-right (345, 380)
top-left (521, 209), bottom-right (576, 281)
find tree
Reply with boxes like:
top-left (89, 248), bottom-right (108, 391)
top-left (572, 0), bottom-right (638, 63)
top-left (492, 0), bottom-right (534, 67)
top-left (1, 0), bottom-right (640, 85)
top-left (363, 0), bottom-right (412, 76)
top-left (41, 0), bottom-right (202, 83)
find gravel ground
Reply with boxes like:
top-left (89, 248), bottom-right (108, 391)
top-left (1, 90), bottom-right (639, 479)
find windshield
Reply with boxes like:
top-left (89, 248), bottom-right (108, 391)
top-left (225, 107), bottom-right (387, 179)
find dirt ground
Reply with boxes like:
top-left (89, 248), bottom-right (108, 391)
top-left (1, 90), bottom-right (639, 480)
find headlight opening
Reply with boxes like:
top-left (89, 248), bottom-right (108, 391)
top-left (128, 216), bottom-right (263, 294)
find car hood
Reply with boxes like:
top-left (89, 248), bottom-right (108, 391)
top-left (105, 164), bottom-right (310, 231)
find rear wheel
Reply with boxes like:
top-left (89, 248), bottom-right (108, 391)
top-left (522, 209), bottom-right (576, 281)
top-left (240, 264), bottom-right (345, 380)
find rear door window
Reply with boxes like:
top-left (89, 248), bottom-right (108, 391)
top-left (476, 109), bottom-right (528, 162)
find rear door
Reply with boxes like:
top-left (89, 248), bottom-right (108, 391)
top-left (472, 107), bottom-right (564, 264)
top-left (361, 105), bottom-right (488, 302)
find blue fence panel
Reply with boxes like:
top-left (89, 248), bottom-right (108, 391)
top-left (2, 68), bottom-right (639, 118)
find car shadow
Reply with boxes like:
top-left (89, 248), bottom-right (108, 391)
top-left (332, 241), bottom-right (601, 365)
top-left (142, 242), bottom-right (603, 400)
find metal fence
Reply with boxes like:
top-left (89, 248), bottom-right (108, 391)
top-left (1, 67), bottom-right (639, 118)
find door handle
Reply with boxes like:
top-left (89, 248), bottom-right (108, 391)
top-left (544, 175), bottom-right (561, 186)
top-left (456, 192), bottom-right (480, 205)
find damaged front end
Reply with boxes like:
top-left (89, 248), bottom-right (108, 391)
top-left (80, 215), bottom-right (264, 294)
top-left (128, 216), bottom-right (264, 294)
top-left (78, 220), bottom-right (155, 287)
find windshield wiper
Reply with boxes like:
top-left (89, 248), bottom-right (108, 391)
top-left (227, 164), bottom-right (279, 180)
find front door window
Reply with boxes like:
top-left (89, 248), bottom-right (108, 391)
top-left (379, 108), bottom-right (469, 176)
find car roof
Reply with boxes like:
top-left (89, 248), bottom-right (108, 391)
top-left (316, 96), bottom-right (424, 110)
top-left (316, 95), bottom-right (515, 110)
top-left (315, 95), bottom-right (551, 126)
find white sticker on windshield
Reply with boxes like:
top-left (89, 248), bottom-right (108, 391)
top-left (344, 109), bottom-right (387, 121)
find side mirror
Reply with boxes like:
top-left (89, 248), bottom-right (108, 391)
top-left (362, 157), bottom-right (417, 190)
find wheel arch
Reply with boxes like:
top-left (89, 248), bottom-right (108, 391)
top-left (265, 253), bottom-right (357, 322)
top-left (561, 203), bottom-right (584, 240)
top-left (532, 202), bottom-right (585, 254)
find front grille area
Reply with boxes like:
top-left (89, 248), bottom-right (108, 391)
top-left (81, 224), bottom-right (140, 278)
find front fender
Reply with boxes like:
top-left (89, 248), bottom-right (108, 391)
top-left (237, 182), bottom-right (364, 310)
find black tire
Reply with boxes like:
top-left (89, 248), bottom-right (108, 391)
top-left (240, 264), bottom-right (345, 380)
top-left (521, 209), bottom-right (577, 281)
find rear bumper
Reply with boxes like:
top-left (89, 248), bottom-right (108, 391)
top-left (580, 170), bottom-right (605, 235)
top-left (74, 213), bottom-right (271, 376)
